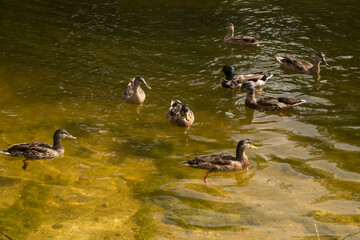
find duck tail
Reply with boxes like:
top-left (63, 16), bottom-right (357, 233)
top-left (275, 56), bottom-right (284, 64)
top-left (261, 72), bottom-right (273, 82)
top-left (180, 161), bottom-right (190, 166)
top-left (0, 150), bottom-right (10, 155)
top-left (293, 99), bottom-right (307, 106)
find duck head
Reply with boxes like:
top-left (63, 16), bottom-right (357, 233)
top-left (238, 138), bottom-right (257, 150)
top-left (236, 138), bottom-right (257, 159)
top-left (224, 22), bottom-right (234, 31)
top-left (316, 52), bottom-right (328, 66)
top-left (180, 105), bottom-right (190, 121)
top-left (222, 65), bottom-right (235, 80)
top-left (134, 76), bottom-right (151, 89)
top-left (54, 129), bottom-right (76, 139)
top-left (241, 82), bottom-right (255, 94)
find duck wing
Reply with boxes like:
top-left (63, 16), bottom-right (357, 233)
top-left (9, 142), bottom-right (52, 148)
top-left (281, 56), bottom-right (313, 72)
top-left (257, 96), bottom-right (281, 106)
top-left (6, 142), bottom-right (55, 159)
top-left (225, 71), bottom-right (271, 89)
top-left (233, 35), bottom-right (257, 43)
top-left (225, 35), bottom-right (260, 46)
top-left (244, 72), bottom-right (272, 84)
top-left (277, 97), bottom-right (300, 105)
top-left (182, 154), bottom-right (233, 166)
top-left (278, 97), bottom-right (306, 107)
top-left (223, 75), bottom-right (248, 88)
top-left (256, 96), bottom-right (306, 110)
top-left (167, 100), bottom-right (183, 121)
top-left (255, 96), bottom-right (286, 111)
top-left (121, 80), bottom-right (135, 99)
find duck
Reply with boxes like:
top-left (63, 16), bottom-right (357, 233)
top-left (0, 129), bottom-right (76, 170)
top-left (240, 82), bottom-right (306, 111)
top-left (167, 100), bottom-right (194, 127)
top-left (221, 65), bottom-right (273, 94)
top-left (181, 139), bottom-right (257, 183)
top-left (275, 52), bottom-right (328, 74)
top-left (223, 23), bottom-right (261, 46)
top-left (121, 76), bottom-right (151, 104)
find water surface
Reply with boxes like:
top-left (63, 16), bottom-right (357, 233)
top-left (0, 0), bottom-right (359, 239)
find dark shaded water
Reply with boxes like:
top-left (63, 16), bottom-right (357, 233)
top-left (0, 0), bottom-right (359, 239)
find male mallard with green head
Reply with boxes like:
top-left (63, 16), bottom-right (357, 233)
top-left (221, 65), bottom-right (272, 93)
top-left (241, 82), bottom-right (306, 111)
top-left (181, 139), bottom-right (257, 183)
top-left (275, 52), bottom-right (328, 74)
top-left (0, 129), bottom-right (76, 170)
top-left (223, 23), bottom-right (261, 46)
top-left (167, 100), bottom-right (194, 127)
top-left (121, 76), bottom-right (151, 104)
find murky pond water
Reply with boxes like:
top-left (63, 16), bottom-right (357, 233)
top-left (1, 0), bottom-right (359, 239)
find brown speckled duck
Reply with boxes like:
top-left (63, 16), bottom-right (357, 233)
top-left (167, 100), bottom-right (194, 127)
top-left (121, 76), bottom-right (151, 104)
top-left (223, 23), bottom-right (261, 46)
top-left (181, 139), bottom-right (257, 183)
top-left (0, 129), bottom-right (76, 170)
top-left (276, 52), bottom-right (328, 74)
top-left (241, 82), bottom-right (306, 111)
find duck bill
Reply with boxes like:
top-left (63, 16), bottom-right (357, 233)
top-left (67, 135), bottom-right (77, 139)
top-left (250, 144), bottom-right (258, 149)
top-left (184, 112), bottom-right (190, 121)
top-left (322, 58), bottom-right (328, 66)
top-left (143, 81), bottom-right (151, 89)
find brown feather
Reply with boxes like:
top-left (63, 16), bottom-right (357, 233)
top-left (167, 100), bottom-right (194, 127)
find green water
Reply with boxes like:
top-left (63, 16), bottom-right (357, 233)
top-left (1, 0), bottom-right (359, 239)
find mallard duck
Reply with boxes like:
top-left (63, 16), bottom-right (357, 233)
top-left (167, 100), bottom-right (194, 127)
top-left (0, 129), bottom-right (76, 170)
top-left (241, 82), bottom-right (306, 111)
top-left (223, 23), bottom-right (261, 46)
top-left (275, 52), bottom-right (328, 74)
top-left (181, 139), bottom-right (257, 183)
top-left (121, 76), bottom-right (151, 104)
top-left (221, 65), bottom-right (272, 93)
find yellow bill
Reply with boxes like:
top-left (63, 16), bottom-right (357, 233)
top-left (184, 112), bottom-right (190, 121)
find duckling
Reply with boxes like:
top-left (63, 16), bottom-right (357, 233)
top-left (223, 23), bottom-right (261, 46)
top-left (167, 100), bottom-right (194, 127)
top-left (121, 76), bottom-right (151, 104)
top-left (275, 52), bottom-right (328, 74)
top-left (181, 139), bottom-right (257, 183)
top-left (0, 129), bottom-right (76, 170)
top-left (241, 82), bottom-right (306, 111)
top-left (221, 65), bottom-right (272, 94)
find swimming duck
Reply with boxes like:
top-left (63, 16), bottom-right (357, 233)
top-left (181, 139), bottom-right (257, 183)
top-left (275, 52), bottom-right (328, 74)
top-left (241, 82), bottom-right (306, 111)
top-left (0, 129), bottom-right (76, 170)
top-left (221, 65), bottom-right (272, 94)
top-left (167, 100), bottom-right (194, 127)
top-left (121, 76), bottom-right (151, 104)
top-left (223, 23), bottom-right (261, 46)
